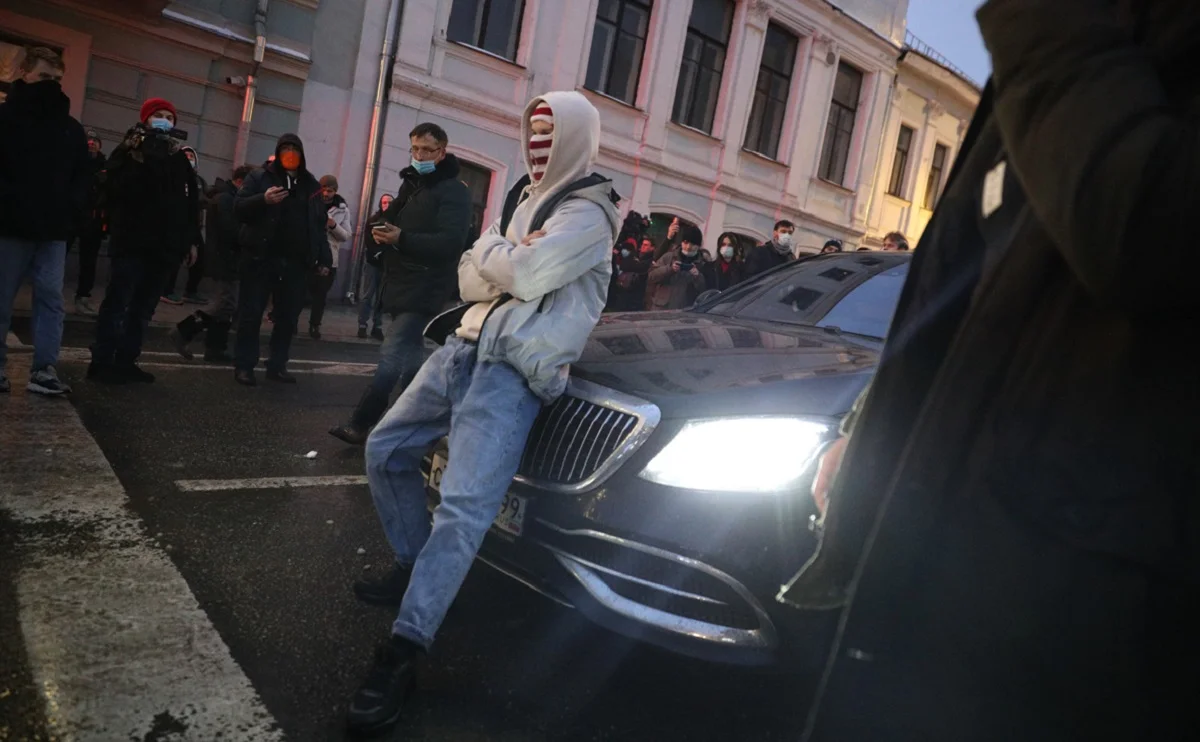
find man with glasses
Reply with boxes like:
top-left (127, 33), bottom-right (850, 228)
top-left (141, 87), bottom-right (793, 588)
top-left (329, 123), bottom-right (471, 444)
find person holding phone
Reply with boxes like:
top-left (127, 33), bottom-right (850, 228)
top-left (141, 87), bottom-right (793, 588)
top-left (230, 133), bottom-right (331, 386)
top-left (328, 123), bottom-right (470, 444)
top-left (648, 224), bottom-right (709, 310)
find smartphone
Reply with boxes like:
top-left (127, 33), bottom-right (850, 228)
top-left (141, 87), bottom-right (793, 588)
top-left (371, 222), bottom-right (391, 231)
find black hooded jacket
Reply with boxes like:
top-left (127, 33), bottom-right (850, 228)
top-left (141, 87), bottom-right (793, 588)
top-left (373, 153), bottom-right (471, 316)
top-left (234, 133), bottom-right (331, 268)
top-left (0, 79), bottom-right (89, 241)
top-left (105, 123), bottom-right (200, 264)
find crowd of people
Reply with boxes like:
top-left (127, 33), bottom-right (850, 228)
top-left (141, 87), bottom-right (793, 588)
top-left (604, 214), bottom-right (909, 312)
top-left (0, 47), bottom-right (359, 394)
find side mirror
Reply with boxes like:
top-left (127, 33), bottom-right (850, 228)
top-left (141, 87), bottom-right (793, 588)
top-left (694, 289), bottom-right (722, 307)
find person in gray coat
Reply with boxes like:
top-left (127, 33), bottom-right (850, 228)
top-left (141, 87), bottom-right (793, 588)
top-left (345, 91), bottom-right (619, 734)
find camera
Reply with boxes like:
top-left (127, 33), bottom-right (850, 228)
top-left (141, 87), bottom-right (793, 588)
top-left (131, 121), bottom-right (189, 157)
top-left (679, 254), bottom-right (701, 271)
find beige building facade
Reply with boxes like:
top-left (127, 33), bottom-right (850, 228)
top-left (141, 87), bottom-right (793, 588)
top-left (865, 36), bottom-right (982, 247)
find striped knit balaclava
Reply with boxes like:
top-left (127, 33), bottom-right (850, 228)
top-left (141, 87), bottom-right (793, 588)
top-left (529, 102), bottom-right (554, 182)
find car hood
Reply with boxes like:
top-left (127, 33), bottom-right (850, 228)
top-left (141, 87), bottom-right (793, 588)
top-left (570, 311), bottom-right (879, 420)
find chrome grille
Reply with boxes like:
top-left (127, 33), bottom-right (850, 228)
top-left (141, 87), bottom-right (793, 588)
top-left (518, 396), bottom-right (638, 487)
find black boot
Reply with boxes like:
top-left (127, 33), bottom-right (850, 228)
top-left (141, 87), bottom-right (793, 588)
top-left (330, 388), bottom-right (389, 445)
top-left (204, 321), bottom-right (233, 364)
top-left (119, 363), bottom-right (156, 384)
top-left (346, 635), bottom-right (419, 734)
top-left (88, 361), bottom-right (126, 384)
top-left (234, 369), bottom-right (257, 387)
top-left (266, 369), bottom-right (297, 384)
top-left (169, 313), bottom-right (204, 360)
top-left (353, 563), bottom-right (411, 606)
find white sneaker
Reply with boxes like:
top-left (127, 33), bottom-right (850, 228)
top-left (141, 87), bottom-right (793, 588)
top-left (75, 297), bottom-right (99, 316)
top-left (27, 366), bottom-right (71, 396)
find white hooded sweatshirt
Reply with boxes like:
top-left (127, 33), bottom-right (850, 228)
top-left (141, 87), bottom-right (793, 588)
top-left (456, 91), bottom-right (620, 403)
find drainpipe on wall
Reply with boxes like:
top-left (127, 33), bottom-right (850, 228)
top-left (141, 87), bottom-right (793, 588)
top-left (348, 0), bottom-right (405, 302)
top-left (233, 0), bottom-right (270, 168)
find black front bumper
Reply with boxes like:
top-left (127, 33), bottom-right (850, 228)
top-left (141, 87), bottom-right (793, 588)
top-left (423, 441), bottom-right (826, 667)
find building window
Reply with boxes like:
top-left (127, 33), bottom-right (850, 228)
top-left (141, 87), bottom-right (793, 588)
top-left (672, 0), bottom-right (734, 134)
top-left (585, 0), bottom-right (652, 105)
top-left (744, 24), bottom-right (798, 159)
top-left (887, 125), bottom-right (914, 197)
top-left (458, 159), bottom-right (493, 244)
top-left (818, 62), bottom-right (864, 185)
top-left (447, 0), bottom-right (526, 61)
top-left (924, 142), bottom-right (949, 210)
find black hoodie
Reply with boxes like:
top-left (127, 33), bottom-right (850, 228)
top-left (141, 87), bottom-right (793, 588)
top-left (233, 133), bottom-right (330, 267)
top-left (0, 79), bottom-right (89, 241)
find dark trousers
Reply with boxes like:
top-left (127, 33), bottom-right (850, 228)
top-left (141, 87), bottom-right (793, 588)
top-left (235, 257), bottom-right (307, 373)
top-left (185, 251), bottom-right (205, 295)
top-left (349, 311), bottom-right (428, 429)
top-left (92, 254), bottom-right (171, 366)
top-left (75, 227), bottom-right (103, 299)
top-left (307, 267), bottom-right (337, 328)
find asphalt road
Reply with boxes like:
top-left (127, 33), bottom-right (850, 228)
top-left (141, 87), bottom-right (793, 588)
top-left (2, 319), bottom-right (821, 742)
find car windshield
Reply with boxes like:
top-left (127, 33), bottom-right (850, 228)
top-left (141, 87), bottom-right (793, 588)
top-left (701, 254), bottom-right (909, 339)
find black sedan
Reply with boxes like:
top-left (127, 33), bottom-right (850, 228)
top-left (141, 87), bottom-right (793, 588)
top-left (424, 252), bottom-right (911, 666)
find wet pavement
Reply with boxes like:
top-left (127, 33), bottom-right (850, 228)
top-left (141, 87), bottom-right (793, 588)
top-left (1, 317), bottom-right (821, 742)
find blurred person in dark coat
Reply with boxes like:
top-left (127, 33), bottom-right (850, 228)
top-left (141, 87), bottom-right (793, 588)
top-left (787, 2), bottom-right (1200, 740)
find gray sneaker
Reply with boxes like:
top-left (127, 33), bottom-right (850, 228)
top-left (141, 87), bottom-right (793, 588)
top-left (27, 366), bottom-right (71, 396)
top-left (0, 375), bottom-right (10, 393)
top-left (75, 297), bottom-right (99, 316)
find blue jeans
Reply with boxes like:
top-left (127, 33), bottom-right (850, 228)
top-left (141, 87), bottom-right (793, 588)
top-left (92, 254), bottom-right (171, 366)
top-left (235, 257), bottom-right (307, 373)
top-left (0, 238), bottom-right (67, 373)
top-left (365, 337), bottom-right (542, 648)
top-left (350, 311), bottom-right (428, 429)
top-left (357, 264), bottom-right (382, 330)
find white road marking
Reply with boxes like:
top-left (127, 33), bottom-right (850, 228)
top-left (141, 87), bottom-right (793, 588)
top-left (52, 347), bottom-right (377, 375)
top-left (176, 474), bottom-right (370, 492)
top-left (0, 362), bottom-right (283, 740)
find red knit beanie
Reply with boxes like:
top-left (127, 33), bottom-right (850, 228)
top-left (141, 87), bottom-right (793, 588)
top-left (140, 97), bottom-right (177, 123)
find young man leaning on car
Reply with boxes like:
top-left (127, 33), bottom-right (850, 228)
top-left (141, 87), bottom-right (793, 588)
top-left (344, 90), bottom-right (621, 734)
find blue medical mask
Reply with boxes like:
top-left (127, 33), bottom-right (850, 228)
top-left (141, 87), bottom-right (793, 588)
top-left (148, 118), bottom-right (173, 132)
top-left (411, 158), bottom-right (436, 175)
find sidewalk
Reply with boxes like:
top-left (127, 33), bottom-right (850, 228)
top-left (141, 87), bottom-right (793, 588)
top-left (12, 245), bottom-right (378, 345)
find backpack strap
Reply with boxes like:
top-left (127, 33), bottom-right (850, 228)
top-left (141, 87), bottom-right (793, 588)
top-left (527, 173), bottom-right (618, 233)
top-left (499, 174), bottom-right (532, 236)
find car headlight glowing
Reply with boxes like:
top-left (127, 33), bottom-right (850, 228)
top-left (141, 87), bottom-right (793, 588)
top-left (638, 417), bottom-right (834, 493)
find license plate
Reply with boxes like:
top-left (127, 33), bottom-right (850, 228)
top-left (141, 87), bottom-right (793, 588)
top-left (426, 454), bottom-right (526, 538)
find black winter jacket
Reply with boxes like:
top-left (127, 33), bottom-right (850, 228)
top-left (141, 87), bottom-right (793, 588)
top-left (0, 80), bottom-right (89, 241)
top-left (204, 179), bottom-right (240, 280)
top-left (795, 2), bottom-right (1200, 739)
top-left (105, 133), bottom-right (200, 264)
top-left (743, 242), bottom-right (792, 278)
top-left (375, 154), bottom-right (471, 316)
top-left (235, 134), bottom-right (331, 268)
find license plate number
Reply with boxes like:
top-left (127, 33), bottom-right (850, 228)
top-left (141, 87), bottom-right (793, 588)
top-left (427, 454), bottom-right (526, 537)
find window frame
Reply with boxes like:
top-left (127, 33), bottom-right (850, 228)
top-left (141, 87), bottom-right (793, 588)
top-left (817, 61), bottom-right (864, 186)
top-left (923, 141), bottom-right (949, 210)
top-left (584, 0), bottom-right (653, 105)
top-left (446, 0), bottom-right (527, 62)
top-left (887, 124), bottom-right (915, 198)
top-left (671, 0), bottom-right (735, 134)
top-left (743, 22), bottom-right (799, 160)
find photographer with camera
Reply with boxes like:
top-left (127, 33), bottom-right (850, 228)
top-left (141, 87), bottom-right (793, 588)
top-left (648, 224), bottom-right (709, 310)
top-left (232, 133), bottom-right (331, 386)
top-left (89, 97), bottom-right (199, 385)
